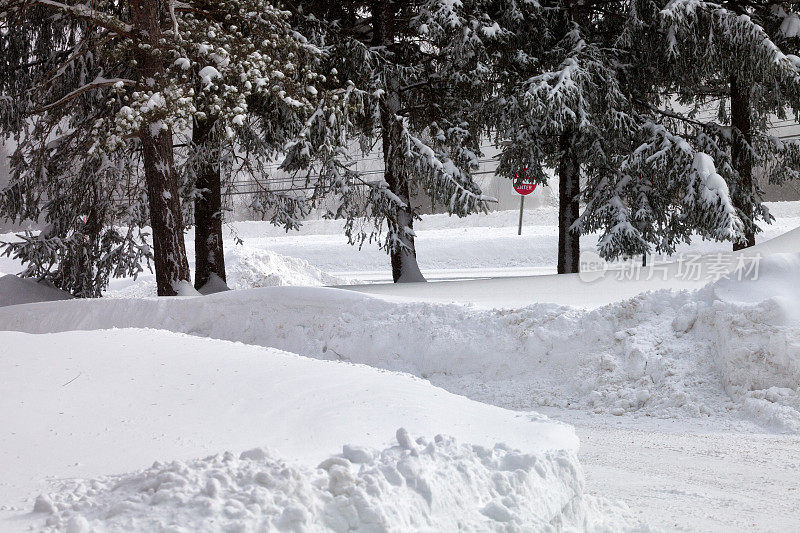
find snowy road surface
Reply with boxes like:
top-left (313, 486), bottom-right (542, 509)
top-left (544, 411), bottom-right (800, 532)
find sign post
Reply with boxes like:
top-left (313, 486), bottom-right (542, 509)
top-left (513, 172), bottom-right (537, 235)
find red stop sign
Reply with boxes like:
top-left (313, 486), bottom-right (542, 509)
top-left (513, 176), bottom-right (537, 196)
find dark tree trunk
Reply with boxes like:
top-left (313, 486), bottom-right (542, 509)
top-left (132, 0), bottom-right (191, 295)
top-left (730, 75), bottom-right (756, 251)
top-left (372, 0), bottom-right (425, 283)
top-left (558, 130), bottom-right (581, 274)
top-left (192, 116), bottom-right (228, 292)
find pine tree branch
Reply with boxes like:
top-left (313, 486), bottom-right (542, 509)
top-left (29, 0), bottom-right (132, 37)
top-left (636, 99), bottom-right (712, 129)
top-left (35, 78), bottom-right (135, 112)
top-left (41, 33), bottom-right (115, 89)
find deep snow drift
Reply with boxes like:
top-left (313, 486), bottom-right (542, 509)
top-left (3, 253), bottom-right (800, 433)
top-left (0, 329), bottom-right (637, 531)
top-left (0, 274), bottom-right (71, 307)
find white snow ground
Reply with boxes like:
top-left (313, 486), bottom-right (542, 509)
top-left (1, 201), bottom-right (800, 531)
top-left (208, 201), bottom-right (800, 284)
top-left (544, 411), bottom-right (800, 532)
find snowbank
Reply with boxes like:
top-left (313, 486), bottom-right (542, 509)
top-left (350, 224), bottom-right (800, 308)
top-left (704, 253), bottom-right (800, 432)
top-left (34, 430), bottom-right (632, 532)
top-left (0, 274), bottom-right (72, 308)
top-left (2, 329), bottom-right (601, 531)
top-left (712, 252), bottom-right (800, 320)
top-left (4, 256), bottom-right (800, 433)
top-left (105, 246), bottom-right (353, 298)
top-left (225, 246), bottom-right (353, 289)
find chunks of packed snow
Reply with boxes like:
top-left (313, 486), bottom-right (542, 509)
top-left (692, 153), bottom-right (729, 199)
top-left (781, 12), bottom-right (800, 38)
top-left (198, 65), bottom-right (222, 86)
top-left (33, 429), bottom-right (635, 532)
top-left (171, 279), bottom-right (201, 297)
top-left (196, 272), bottom-right (230, 295)
top-left (0, 274), bottom-right (72, 308)
top-left (140, 92), bottom-right (165, 113)
top-left (173, 57), bottom-right (191, 70)
top-left (689, 152), bottom-right (740, 239)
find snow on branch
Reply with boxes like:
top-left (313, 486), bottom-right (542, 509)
top-left (661, 0), bottom-right (800, 84)
top-left (580, 118), bottom-right (745, 260)
top-left (404, 129), bottom-right (493, 215)
top-left (685, 152), bottom-right (743, 240)
top-left (35, 77), bottom-right (135, 113)
top-left (30, 0), bottom-right (132, 36)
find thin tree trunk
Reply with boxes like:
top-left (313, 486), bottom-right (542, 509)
top-left (730, 75), bottom-right (756, 250)
top-left (132, 0), bottom-right (191, 295)
top-left (558, 130), bottom-right (581, 274)
top-left (373, 0), bottom-right (425, 283)
top-left (192, 116), bottom-right (228, 293)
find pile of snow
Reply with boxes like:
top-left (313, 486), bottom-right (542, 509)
top-left (0, 274), bottom-right (72, 308)
top-left (105, 246), bottom-right (353, 298)
top-left (225, 246), bottom-right (353, 289)
top-left (0, 329), bottom-right (639, 531)
top-left (712, 252), bottom-right (800, 319)
top-left (35, 430), bottom-right (631, 532)
top-left (5, 253), bottom-right (800, 433)
top-left (706, 253), bottom-right (800, 432)
top-left (781, 11), bottom-right (800, 38)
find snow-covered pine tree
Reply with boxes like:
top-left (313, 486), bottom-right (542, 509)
top-left (633, 0), bottom-right (800, 251)
top-left (292, 0), bottom-right (496, 282)
top-left (0, 0), bottom-right (193, 296)
top-left (492, 0), bottom-right (756, 265)
top-left (168, 0), bottom-right (323, 292)
top-left (0, 0), bottom-right (324, 296)
top-left (490, 0), bottom-right (637, 273)
top-left (573, 0), bottom-right (748, 261)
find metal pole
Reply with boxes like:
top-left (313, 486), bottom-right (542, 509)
top-left (518, 195), bottom-right (525, 235)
